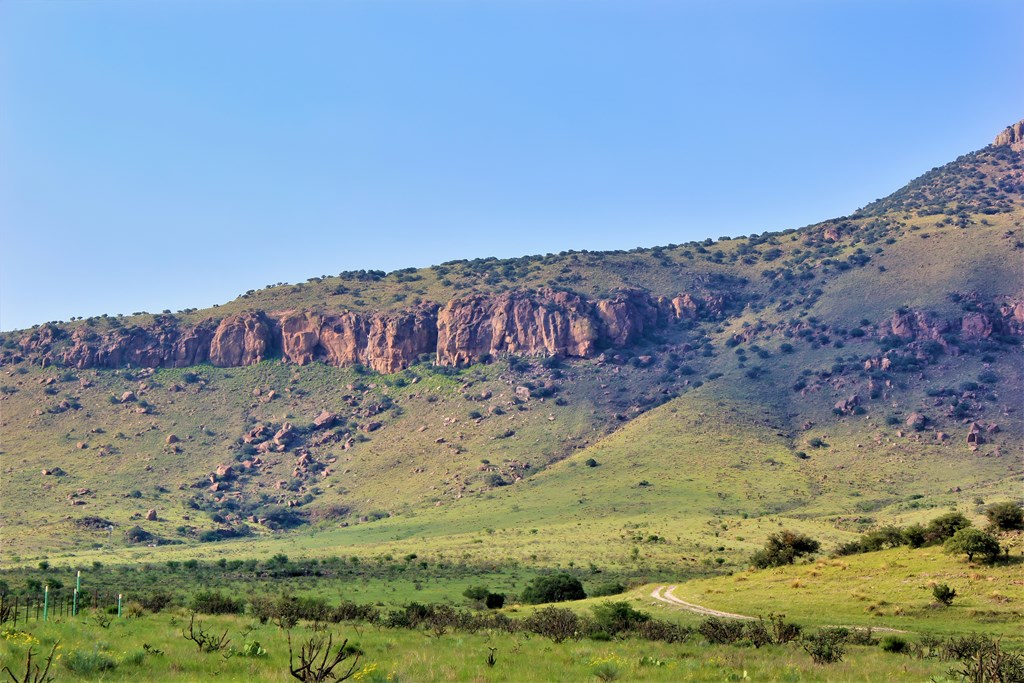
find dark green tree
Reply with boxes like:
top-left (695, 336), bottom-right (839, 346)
top-left (751, 530), bottom-right (820, 568)
top-left (520, 574), bottom-right (586, 604)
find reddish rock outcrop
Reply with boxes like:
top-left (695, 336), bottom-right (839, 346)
top-left (11, 288), bottom-right (728, 373)
top-left (209, 313), bottom-right (273, 367)
top-left (435, 290), bottom-right (603, 365)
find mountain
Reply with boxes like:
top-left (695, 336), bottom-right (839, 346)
top-left (1, 121), bottom-right (1021, 562)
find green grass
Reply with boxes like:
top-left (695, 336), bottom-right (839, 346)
top-left (0, 606), bottom-right (976, 682)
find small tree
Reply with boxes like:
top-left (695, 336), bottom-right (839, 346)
top-left (944, 528), bottom-right (1001, 563)
top-left (984, 501), bottom-right (1024, 531)
top-left (751, 530), bottom-right (820, 568)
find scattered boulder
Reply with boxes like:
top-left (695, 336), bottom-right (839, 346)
top-left (905, 412), bottom-right (928, 431)
top-left (833, 395), bottom-right (861, 415)
top-left (145, 509), bottom-right (158, 521)
top-left (76, 442), bottom-right (88, 449)
top-left (42, 467), bottom-right (66, 476)
top-left (273, 422), bottom-right (295, 446)
top-left (313, 410), bottom-right (337, 429)
top-left (120, 391), bottom-right (136, 403)
top-left (363, 421), bottom-right (382, 433)
top-left (165, 434), bottom-right (180, 444)
top-left (215, 464), bottom-right (235, 480)
top-left (967, 423), bottom-right (984, 447)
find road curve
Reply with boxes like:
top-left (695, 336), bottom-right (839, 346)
top-left (648, 585), bottom-right (909, 633)
top-left (650, 585), bottom-right (754, 620)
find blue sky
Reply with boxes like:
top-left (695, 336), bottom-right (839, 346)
top-left (1, 0), bottom-right (1022, 331)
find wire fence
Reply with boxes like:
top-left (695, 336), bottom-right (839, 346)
top-left (0, 590), bottom-right (123, 627)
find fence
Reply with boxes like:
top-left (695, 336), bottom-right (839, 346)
top-left (0, 590), bottom-right (123, 627)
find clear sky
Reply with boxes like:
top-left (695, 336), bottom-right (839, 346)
top-left (1, 0), bottom-right (1022, 332)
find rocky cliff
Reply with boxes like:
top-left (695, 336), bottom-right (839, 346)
top-left (994, 120), bottom-right (1024, 152)
top-left (16, 289), bottom-right (725, 373)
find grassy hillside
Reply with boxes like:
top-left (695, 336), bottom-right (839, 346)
top-left (1, 133), bottom-right (1022, 586)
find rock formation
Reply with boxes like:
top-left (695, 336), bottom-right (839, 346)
top-left (12, 288), bottom-right (726, 374)
top-left (994, 120), bottom-right (1024, 152)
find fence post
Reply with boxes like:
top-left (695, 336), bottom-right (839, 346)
top-left (117, 594), bottom-right (123, 618)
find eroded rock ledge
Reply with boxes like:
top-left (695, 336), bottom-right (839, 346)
top-left (18, 289), bottom-right (725, 374)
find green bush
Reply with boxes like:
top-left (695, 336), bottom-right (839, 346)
top-left (925, 512), bottom-right (971, 545)
top-left (933, 583), bottom-right (956, 606)
top-left (589, 581), bottom-right (626, 598)
top-left (63, 648), bottom-right (118, 674)
top-left (520, 574), bottom-right (586, 604)
top-left (591, 601), bottom-right (650, 636)
top-left (803, 628), bottom-right (847, 664)
top-left (881, 635), bottom-right (909, 653)
top-left (985, 501), bottom-right (1024, 531)
top-left (190, 590), bottom-right (245, 615)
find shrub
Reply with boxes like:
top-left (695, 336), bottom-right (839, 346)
top-left (944, 635), bottom-right (1024, 682)
top-left (63, 648), bottom-right (118, 674)
top-left (803, 627), bottom-right (847, 664)
top-left (751, 530), bottom-right (820, 568)
top-left (632, 619), bottom-right (693, 643)
top-left (190, 590), bottom-right (245, 615)
top-left (484, 593), bottom-right (505, 609)
top-left (585, 458), bottom-right (599, 468)
top-left (985, 501), bottom-right (1024, 531)
top-left (520, 574), bottom-right (586, 604)
top-left (902, 524), bottom-right (927, 548)
top-left (589, 581), bottom-right (626, 597)
top-left (591, 601), bottom-right (650, 636)
top-left (933, 584), bottom-right (956, 606)
top-left (698, 617), bottom-right (745, 645)
top-left (765, 613), bottom-right (802, 644)
top-left (524, 606), bottom-right (581, 643)
top-left (463, 586), bottom-right (490, 603)
top-left (881, 636), bottom-right (909, 653)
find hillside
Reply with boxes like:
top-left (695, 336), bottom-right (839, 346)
top-left (1, 121), bottom-right (1022, 562)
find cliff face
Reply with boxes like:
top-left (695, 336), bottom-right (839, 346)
top-left (20, 289), bottom-right (723, 373)
top-left (994, 120), bottom-right (1024, 152)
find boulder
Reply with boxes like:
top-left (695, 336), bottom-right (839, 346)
top-left (120, 391), bottom-right (136, 403)
top-left (145, 509), bottom-right (158, 521)
top-left (313, 410), bottom-right (337, 429)
top-left (273, 422), bottom-right (295, 446)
